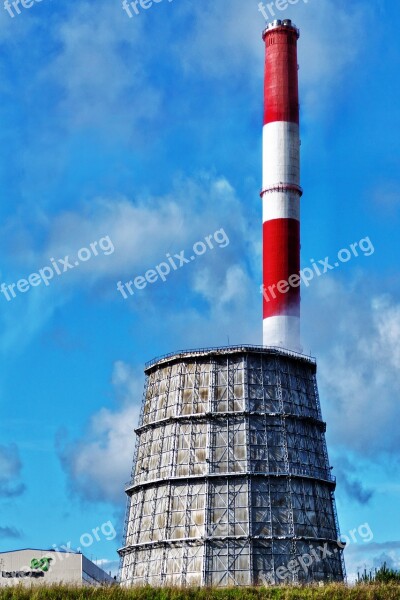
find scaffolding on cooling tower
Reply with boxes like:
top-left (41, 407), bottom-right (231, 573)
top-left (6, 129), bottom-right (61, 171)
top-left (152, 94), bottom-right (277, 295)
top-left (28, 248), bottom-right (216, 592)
top-left (119, 345), bottom-right (346, 587)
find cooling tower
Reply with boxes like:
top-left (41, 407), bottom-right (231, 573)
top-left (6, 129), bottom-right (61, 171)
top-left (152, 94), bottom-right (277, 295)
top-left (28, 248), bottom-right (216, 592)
top-left (118, 346), bottom-right (345, 586)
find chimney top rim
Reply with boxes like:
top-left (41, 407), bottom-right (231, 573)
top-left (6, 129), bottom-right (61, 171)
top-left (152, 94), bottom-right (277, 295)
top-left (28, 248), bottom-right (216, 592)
top-left (262, 19), bottom-right (300, 39)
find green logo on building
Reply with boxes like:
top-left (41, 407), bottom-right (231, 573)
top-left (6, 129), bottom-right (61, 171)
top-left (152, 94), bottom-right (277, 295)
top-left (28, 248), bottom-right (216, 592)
top-left (30, 558), bottom-right (53, 572)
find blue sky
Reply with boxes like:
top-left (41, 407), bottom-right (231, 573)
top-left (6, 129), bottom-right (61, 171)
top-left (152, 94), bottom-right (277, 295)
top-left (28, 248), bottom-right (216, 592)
top-left (0, 0), bottom-right (399, 582)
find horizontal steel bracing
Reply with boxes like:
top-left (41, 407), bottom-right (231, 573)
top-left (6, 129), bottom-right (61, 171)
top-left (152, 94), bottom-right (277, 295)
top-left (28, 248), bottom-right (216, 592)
top-left (125, 472), bottom-right (336, 495)
top-left (120, 535), bottom-right (342, 556)
top-left (119, 348), bottom-right (345, 587)
top-left (134, 411), bottom-right (327, 435)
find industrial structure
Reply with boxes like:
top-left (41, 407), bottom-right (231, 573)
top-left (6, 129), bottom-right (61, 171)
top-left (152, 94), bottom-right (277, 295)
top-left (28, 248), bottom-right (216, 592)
top-left (119, 19), bottom-right (345, 587)
top-left (0, 549), bottom-right (115, 587)
top-left (261, 19), bottom-right (302, 352)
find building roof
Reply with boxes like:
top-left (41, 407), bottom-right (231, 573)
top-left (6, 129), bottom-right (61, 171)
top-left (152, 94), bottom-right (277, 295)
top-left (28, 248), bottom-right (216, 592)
top-left (0, 548), bottom-right (80, 555)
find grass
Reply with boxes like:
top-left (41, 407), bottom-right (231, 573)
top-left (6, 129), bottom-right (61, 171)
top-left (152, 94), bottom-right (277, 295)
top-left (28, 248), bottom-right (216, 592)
top-left (1, 585), bottom-right (400, 600)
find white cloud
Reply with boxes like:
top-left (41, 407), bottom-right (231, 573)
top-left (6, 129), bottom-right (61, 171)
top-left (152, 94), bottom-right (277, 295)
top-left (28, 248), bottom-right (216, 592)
top-left (303, 277), bottom-right (400, 458)
top-left (173, 1), bottom-right (262, 80)
top-left (57, 362), bottom-right (143, 504)
top-left (194, 264), bottom-right (249, 306)
top-left (94, 558), bottom-right (119, 577)
top-left (173, 261), bottom-right (260, 348)
top-left (3, 174), bottom-right (250, 280)
top-left (0, 289), bottom-right (69, 356)
top-left (0, 174), bottom-right (256, 355)
top-left (40, 2), bottom-right (160, 134)
top-left (297, 1), bottom-right (372, 116)
top-left (345, 540), bottom-right (400, 582)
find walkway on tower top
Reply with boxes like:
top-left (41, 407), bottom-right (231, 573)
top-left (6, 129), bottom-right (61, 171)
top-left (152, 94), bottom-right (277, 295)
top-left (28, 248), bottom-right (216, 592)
top-left (145, 345), bottom-right (316, 371)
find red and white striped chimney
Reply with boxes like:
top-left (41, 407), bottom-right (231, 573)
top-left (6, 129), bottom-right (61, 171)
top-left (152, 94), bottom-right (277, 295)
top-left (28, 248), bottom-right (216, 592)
top-left (261, 19), bottom-right (302, 353)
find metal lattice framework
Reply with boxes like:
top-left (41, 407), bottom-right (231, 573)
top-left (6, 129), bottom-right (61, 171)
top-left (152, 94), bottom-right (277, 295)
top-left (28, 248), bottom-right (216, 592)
top-left (119, 346), bottom-right (345, 587)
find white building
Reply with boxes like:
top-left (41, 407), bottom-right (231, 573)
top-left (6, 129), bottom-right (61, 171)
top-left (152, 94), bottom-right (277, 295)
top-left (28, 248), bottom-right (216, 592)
top-left (0, 549), bottom-right (115, 587)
